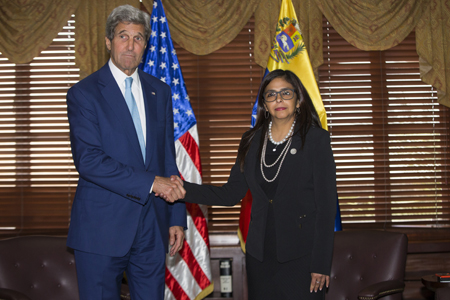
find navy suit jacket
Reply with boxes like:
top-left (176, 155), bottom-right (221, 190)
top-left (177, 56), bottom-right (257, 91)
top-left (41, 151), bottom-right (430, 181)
top-left (66, 63), bottom-right (187, 257)
top-left (184, 127), bottom-right (336, 275)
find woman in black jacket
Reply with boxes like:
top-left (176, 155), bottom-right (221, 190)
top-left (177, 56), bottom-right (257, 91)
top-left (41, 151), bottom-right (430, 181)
top-left (176, 69), bottom-right (336, 299)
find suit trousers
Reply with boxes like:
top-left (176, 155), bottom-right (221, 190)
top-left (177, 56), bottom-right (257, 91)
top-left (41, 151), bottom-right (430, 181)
top-left (74, 201), bottom-right (166, 300)
top-left (246, 203), bottom-right (326, 300)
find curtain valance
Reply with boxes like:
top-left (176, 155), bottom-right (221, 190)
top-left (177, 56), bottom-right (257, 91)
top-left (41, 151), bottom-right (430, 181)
top-left (0, 0), bottom-right (447, 106)
top-left (0, 0), bottom-right (80, 64)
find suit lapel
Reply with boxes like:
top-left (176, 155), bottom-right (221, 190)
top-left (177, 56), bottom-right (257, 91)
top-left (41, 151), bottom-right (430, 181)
top-left (274, 134), bottom-right (303, 196)
top-left (139, 69), bottom-right (159, 170)
top-left (245, 130), bottom-right (268, 201)
top-left (98, 64), bottom-right (144, 164)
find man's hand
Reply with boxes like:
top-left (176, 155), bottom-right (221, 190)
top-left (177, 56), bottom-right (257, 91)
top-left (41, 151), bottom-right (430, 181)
top-left (168, 226), bottom-right (185, 256)
top-left (170, 175), bottom-right (183, 186)
top-left (153, 176), bottom-right (185, 202)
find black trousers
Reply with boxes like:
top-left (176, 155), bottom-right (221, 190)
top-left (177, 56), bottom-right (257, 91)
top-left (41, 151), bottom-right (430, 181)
top-left (246, 205), bottom-right (326, 300)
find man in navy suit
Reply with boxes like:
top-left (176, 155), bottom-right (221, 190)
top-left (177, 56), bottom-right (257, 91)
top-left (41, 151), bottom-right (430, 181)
top-left (66, 5), bottom-right (187, 300)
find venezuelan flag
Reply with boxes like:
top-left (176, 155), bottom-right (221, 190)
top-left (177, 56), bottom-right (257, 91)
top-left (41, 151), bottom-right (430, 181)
top-left (238, 0), bottom-right (341, 252)
top-left (250, 0), bottom-right (327, 130)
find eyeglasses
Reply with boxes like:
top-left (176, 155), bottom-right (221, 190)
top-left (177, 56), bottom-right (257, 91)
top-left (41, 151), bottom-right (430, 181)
top-left (263, 88), bottom-right (295, 102)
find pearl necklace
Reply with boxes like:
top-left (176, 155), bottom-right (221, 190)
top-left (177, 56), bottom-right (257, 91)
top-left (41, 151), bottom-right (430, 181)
top-left (260, 130), bottom-right (293, 183)
top-left (269, 120), bottom-right (296, 151)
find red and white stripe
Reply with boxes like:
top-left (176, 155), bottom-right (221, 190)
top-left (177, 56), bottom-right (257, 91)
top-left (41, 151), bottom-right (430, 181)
top-left (165, 125), bottom-right (213, 300)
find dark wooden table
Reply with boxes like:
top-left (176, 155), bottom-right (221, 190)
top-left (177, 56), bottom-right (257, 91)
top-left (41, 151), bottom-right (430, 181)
top-left (421, 274), bottom-right (450, 292)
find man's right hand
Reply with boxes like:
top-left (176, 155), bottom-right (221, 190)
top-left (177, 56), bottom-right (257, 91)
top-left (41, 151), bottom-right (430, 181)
top-left (153, 176), bottom-right (185, 202)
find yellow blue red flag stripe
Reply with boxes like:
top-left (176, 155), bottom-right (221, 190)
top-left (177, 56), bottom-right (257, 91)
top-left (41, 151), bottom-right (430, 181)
top-left (241, 0), bottom-right (341, 252)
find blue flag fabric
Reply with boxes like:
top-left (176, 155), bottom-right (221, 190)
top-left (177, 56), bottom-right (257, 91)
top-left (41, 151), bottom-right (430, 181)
top-left (335, 195), bottom-right (343, 231)
top-left (139, 1), bottom-right (214, 299)
top-left (139, 2), bottom-right (196, 141)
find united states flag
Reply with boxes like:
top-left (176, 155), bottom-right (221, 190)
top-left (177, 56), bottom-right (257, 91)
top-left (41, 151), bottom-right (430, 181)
top-left (139, 0), bottom-right (213, 299)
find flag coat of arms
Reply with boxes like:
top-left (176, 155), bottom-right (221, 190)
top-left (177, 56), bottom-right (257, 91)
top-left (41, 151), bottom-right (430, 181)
top-left (239, 0), bottom-right (341, 251)
top-left (139, 0), bottom-right (213, 299)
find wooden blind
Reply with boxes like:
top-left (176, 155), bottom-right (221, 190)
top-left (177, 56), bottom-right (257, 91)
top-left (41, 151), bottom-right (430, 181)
top-left (0, 16), bottom-right (78, 236)
top-left (173, 18), bottom-right (264, 233)
top-left (2, 13), bottom-right (448, 238)
top-left (320, 19), bottom-right (450, 229)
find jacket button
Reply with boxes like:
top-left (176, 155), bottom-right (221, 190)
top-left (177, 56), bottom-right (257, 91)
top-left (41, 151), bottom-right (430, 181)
top-left (269, 199), bottom-right (273, 203)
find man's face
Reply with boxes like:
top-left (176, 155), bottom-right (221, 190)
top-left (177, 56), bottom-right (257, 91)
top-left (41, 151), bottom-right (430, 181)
top-left (105, 22), bottom-right (146, 76)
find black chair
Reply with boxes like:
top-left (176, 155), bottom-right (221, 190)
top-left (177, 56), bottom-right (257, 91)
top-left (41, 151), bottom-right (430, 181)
top-left (0, 236), bottom-right (79, 300)
top-left (0, 235), bottom-right (129, 300)
top-left (326, 231), bottom-right (408, 300)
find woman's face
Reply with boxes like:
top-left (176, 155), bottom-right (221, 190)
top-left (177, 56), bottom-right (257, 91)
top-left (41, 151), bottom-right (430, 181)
top-left (263, 77), bottom-right (300, 123)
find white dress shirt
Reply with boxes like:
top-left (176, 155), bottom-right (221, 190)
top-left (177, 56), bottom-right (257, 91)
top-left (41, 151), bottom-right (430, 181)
top-left (108, 60), bottom-right (154, 193)
top-left (108, 59), bottom-right (146, 144)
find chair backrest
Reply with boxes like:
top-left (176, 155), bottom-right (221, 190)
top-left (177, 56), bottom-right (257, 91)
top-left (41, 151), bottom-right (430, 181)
top-left (326, 230), bottom-right (408, 300)
top-left (0, 235), bottom-right (79, 300)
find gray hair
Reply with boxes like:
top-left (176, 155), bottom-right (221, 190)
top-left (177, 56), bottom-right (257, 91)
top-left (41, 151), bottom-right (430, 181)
top-left (105, 5), bottom-right (151, 42)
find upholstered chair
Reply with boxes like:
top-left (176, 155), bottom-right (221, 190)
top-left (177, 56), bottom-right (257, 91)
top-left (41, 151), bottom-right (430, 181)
top-left (326, 231), bottom-right (408, 300)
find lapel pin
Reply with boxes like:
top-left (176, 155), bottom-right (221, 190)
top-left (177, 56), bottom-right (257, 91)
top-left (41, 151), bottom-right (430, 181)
top-left (152, 92), bottom-right (156, 95)
top-left (290, 148), bottom-right (297, 155)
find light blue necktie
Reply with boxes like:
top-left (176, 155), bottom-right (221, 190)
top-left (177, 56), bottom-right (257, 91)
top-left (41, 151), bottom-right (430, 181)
top-left (124, 77), bottom-right (146, 162)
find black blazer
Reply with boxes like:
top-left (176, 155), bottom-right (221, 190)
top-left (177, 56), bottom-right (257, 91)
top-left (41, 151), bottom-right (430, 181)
top-left (184, 126), bottom-right (336, 275)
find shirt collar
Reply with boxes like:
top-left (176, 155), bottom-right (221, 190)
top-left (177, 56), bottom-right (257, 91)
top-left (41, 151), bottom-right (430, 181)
top-left (108, 59), bottom-right (140, 87)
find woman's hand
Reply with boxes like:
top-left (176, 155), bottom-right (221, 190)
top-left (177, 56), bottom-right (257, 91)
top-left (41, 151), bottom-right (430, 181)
top-left (310, 273), bottom-right (329, 293)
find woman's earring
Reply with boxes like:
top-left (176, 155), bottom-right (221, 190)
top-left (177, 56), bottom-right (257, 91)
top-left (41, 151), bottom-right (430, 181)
top-left (296, 107), bottom-right (300, 114)
top-left (265, 110), bottom-right (269, 119)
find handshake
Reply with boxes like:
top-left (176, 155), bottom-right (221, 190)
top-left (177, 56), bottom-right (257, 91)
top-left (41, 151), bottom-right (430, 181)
top-left (153, 175), bottom-right (185, 203)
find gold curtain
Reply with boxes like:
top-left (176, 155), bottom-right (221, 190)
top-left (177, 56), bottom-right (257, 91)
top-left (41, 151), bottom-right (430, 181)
top-left (415, 1), bottom-right (450, 107)
top-left (74, 0), bottom-right (140, 79)
top-left (0, 0), bottom-right (80, 63)
top-left (3, 0), bottom-right (444, 105)
top-left (141, 0), bottom-right (322, 71)
top-left (313, 0), bottom-right (450, 106)
top-left (141, 0), bottom-right (261, 56)
top-left (73, 0), bottom-right (321, 82)
top-left (314, 0), bottom-right (427, 50)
